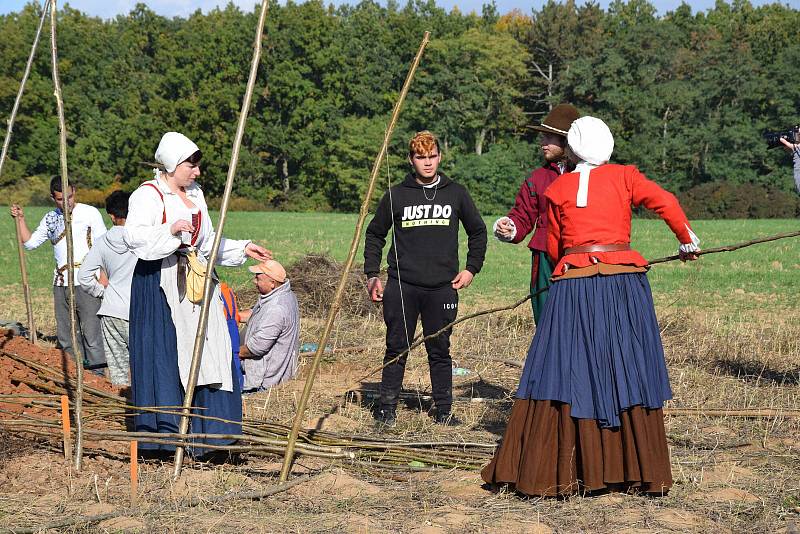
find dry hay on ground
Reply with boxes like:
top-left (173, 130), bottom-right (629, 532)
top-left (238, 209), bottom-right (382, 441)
top-left (0, 305), bottom-right (798, 532)
top-left (237, 253), bottom-right (379, 318)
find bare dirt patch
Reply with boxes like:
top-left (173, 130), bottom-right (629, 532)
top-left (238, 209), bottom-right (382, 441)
top-left (0, 305), bottom-right (797, 532)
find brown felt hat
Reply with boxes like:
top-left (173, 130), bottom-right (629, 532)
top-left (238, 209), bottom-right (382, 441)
top-left (530, 104), bottom-right (580, 137)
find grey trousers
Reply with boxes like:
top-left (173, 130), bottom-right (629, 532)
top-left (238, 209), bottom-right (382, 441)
top-left (101, 316), bottom-right (129, 385)
top-left (53, 286), bottom-right (106, 367)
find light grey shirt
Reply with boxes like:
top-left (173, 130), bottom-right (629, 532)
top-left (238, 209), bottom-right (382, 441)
top-left (242, 281), bottom-right (300, 391)
top-left (78, 226), bottom-right (136, 320)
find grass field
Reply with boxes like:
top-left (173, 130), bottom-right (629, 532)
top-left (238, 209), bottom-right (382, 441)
top-left (0, 209), bottom-right (799, 531)
top-left (2, 208), bottom-right (799, 313)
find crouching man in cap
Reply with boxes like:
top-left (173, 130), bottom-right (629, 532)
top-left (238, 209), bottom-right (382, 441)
top-left (494, 104), bottom-right (579, 324)
top-left (239, 259), bottom-right (300, 392)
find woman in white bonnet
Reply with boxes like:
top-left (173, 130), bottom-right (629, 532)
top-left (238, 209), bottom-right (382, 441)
top-left (125, 132), bottom-right (271, 456)
top-left (483, 116), bottom-right (700, 497)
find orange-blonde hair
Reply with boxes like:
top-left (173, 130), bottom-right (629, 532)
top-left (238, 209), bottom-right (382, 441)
top-left (408, 131), bottom-right (440, 157)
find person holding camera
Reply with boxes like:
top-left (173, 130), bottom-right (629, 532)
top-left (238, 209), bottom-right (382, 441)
top-left (780, 137), bottom-right (800, 193)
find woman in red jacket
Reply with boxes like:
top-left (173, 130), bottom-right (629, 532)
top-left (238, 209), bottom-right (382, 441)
top-left (482, 117), bottom-right (700, 497)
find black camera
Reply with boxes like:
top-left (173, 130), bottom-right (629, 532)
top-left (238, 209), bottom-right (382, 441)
top-left (764, 125), bottom-right (800, 149)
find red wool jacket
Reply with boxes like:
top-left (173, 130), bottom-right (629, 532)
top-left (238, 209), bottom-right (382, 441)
top-left (505, 162), bottom-right (561, 252)
top-left (544, 164), bottom-right (694, 276)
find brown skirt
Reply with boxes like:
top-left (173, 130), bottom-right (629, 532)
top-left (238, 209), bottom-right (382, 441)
top-left (481, 399), bottom-right (672, 496)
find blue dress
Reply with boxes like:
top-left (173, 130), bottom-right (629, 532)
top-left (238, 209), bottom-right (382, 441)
top-left (129, 259), bottom-right (242, 455)
top-left (516, 272), bottom-right (672, 428)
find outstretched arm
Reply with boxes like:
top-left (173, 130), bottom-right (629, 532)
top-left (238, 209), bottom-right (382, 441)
top-left (629, 167), bottom-right (700, 260)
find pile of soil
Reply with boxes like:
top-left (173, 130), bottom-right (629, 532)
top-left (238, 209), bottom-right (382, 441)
top-left (238, 254), bottom-right (379, 318)
top-left (0, 330), bottom-right (123, 419)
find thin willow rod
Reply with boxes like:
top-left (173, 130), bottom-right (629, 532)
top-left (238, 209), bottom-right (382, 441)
top-left (2, 414), bottom-right (494, 460)
top-left (49, 0), bottom-right (84, 471)
top-left (354, 229), bottom-right (800, 388)
top-left (3, 428), bottom-right (491, 470)
top-left (0, 398), bottom-right (60, 409)
top-left (1, 350), bottom-right (124, 402)
top-left (0, 393), bottom-right (59, 398)
top-left (664, 407), bottom-right (800, 418)
top-left (12, 375), bottom-right (115, 405)
top-left (9, 425), bottom-right (488, 465)
top-left (280, 30), bottom-right (431, 483)
top-left (173, 0), bottom-right (270, 480)
top-left (84, 429), bottom-right (346, 455)
top-left (0, 420), bottom-right (57, 428)
top-left (2, 2), bottom-right (52, 347)
top-left (648, 229), bottom-right (800, 265)
top-left (347, 387), bottom-right (504, 404)
top-left (9, 426), bottom-right (344, 457)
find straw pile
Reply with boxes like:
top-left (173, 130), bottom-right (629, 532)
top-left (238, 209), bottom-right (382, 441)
top-left (238, 254), bottom-right (379, 318)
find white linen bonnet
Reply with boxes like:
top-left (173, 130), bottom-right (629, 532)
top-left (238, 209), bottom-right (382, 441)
top-left (567, 117), bottom-right (614, 207)
top-left (154, 132), bottom-right (200, 173)
top-left (567, 116), bottom-right (614, 166)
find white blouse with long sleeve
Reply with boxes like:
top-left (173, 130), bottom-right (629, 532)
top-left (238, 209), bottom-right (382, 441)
top-left (24, 203), bottom-right (107, 286)
top-left (125, 177), bottom-right (250, 392)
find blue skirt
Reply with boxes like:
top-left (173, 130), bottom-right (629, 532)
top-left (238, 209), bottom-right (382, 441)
top-left (129, 259), bottom-right (242, 454)
top-left (517, 272), bottom-right (672, 428)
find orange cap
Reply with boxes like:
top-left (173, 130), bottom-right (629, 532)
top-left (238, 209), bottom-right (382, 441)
top-left (248, 259), bottom-right (286, 283)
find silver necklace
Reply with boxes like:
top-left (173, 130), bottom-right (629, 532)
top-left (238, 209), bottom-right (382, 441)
top-left (422, 175), bottom-right (439, 201)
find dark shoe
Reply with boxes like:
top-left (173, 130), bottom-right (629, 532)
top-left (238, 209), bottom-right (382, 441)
top-left (374, 407), bottom-right (397, 428)
top-left (433, 411), bottom-right (461, 426)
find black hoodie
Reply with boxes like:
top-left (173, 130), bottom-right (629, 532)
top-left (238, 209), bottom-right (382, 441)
top-left (364, 173), bottom-right (487, 288)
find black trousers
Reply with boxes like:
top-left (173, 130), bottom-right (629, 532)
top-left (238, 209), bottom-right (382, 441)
top-left (380, 278), bottom-right (458, 413)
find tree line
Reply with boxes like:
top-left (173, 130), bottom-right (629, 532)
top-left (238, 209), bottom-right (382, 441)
top-left (1, 0), bottom-right (799, 217)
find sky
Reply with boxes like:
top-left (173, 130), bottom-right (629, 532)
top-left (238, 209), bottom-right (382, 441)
top-left (0, 0), bottom-right (797, 20)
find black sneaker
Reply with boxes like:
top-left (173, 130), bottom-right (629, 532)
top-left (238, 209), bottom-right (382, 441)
top-left (433, 411), bottom-right (461, 426)
top-left (374, 407), bottom-right (397, 428)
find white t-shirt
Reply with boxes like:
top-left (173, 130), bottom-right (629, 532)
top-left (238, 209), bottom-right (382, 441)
top-left (24, 203), bottom-right (107, 286)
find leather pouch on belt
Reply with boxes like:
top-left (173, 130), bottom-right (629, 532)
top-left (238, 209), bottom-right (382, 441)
top-left (185, 250), bottom-right (208, 304)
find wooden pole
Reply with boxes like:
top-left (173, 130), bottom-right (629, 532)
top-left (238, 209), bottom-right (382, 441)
top-left (60, 394), bottom-right (71, 459)
top-left (172, 0), bottom-right (270, 479)
top-left (50, 0), bottom-right (85, 471)
top-left (15, 218), bottom-right (38, 345)
top-left (279, 31), bottom-right (431, 482)
top-left (130, 441), bottom-right (138, 506)
top-left (0, 0), bottom-right (50, 178)
top-left (1, 1), bottom-right (50, 346)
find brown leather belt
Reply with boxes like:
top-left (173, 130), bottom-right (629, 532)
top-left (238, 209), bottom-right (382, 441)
top-left (563, 243), bottom-right (630, 255)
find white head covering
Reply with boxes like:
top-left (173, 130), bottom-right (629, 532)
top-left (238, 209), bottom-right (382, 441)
top-left (154, 132), bottom-right (200, 173)
top-left (567, 117), bottom-right (614, 207)
top-left (567, 116), bottom-right (613, 165)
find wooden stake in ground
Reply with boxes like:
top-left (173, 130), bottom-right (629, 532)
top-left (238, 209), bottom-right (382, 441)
top-left (60, 394), bottom-right (71, 459)
top-left (50, 0), bottom-right (85, 471)
top-left (172, 0), bottom-right (270, 479)
top-left (130, 441), bottom-right (138, 506)
top-left (15, 217), bottom-right (38, 345)
top-left (1, 1), bottom-right (50, 346)
top-left (279, 31), bottom-right (431, 483)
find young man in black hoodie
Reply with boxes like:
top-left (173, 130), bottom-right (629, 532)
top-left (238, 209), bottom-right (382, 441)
top-left (364, 131), bottom-right (487, 427)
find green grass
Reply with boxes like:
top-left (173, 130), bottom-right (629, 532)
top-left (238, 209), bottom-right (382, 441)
top-left (2, 208), bottom-right (799, 309)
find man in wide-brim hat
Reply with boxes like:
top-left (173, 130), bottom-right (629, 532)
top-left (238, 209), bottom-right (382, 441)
top-left (493, 104), bottom-right (579, 323)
